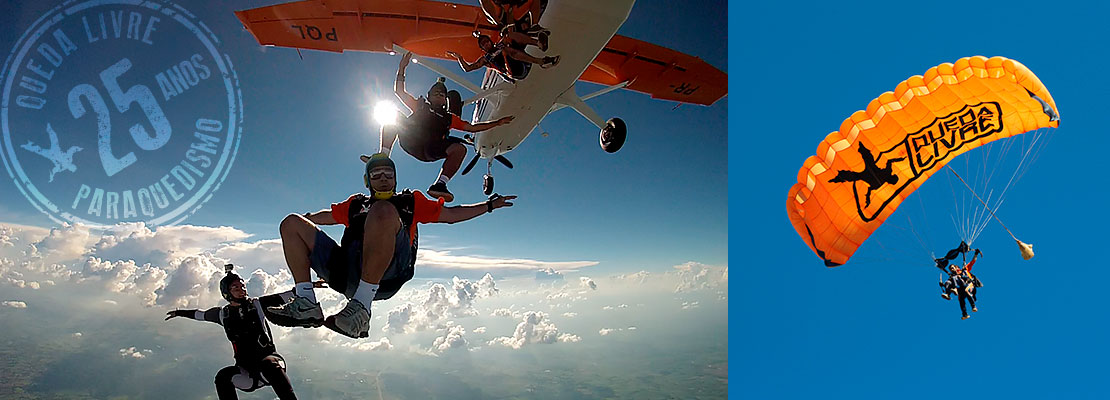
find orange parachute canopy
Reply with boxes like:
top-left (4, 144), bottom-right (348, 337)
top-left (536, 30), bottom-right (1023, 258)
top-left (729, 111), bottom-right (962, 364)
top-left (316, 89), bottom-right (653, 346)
top-left (786, 56), bottom-right (1059, 267)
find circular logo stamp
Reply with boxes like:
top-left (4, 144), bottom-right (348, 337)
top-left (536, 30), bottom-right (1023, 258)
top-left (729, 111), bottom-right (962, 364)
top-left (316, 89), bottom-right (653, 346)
top-left (1, 0), bottom-right (242, 229)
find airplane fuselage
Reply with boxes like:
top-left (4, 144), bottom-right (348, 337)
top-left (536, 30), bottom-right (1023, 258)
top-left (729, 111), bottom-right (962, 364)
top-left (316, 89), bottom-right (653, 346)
top-left (471, 0), bottom-right (635, 159)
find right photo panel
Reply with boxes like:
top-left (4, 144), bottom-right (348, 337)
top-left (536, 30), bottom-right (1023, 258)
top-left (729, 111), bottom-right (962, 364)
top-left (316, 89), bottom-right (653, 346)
top-left (735, 1), bottom-right (1107, 397)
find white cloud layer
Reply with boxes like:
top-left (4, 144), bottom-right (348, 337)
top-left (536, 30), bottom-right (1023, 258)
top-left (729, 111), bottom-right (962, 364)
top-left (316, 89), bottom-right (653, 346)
top-left (384, 274), bottom-right (500, 334)
top-left (418, 249), bottom-right (596, 272)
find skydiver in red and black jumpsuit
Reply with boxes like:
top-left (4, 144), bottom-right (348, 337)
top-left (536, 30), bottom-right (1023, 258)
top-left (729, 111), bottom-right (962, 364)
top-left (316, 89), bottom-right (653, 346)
top-left (936, 243), bottom-right (983, 320)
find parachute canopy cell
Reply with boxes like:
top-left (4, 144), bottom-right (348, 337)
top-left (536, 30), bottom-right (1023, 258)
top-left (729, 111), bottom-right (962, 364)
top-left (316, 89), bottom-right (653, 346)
top-left (786, 56), bottom-right (1059, 267)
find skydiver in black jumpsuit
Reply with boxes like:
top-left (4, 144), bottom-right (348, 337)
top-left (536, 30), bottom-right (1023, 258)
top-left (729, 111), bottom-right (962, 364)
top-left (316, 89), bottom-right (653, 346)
top-left (165, 265), bottom-right (298, 400)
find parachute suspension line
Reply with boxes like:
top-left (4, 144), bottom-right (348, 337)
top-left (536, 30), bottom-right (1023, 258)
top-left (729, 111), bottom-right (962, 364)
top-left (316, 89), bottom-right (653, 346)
top-left (946, 168), bottom-right (971, 243)
top-left (968, 128), bottom-right (1052, 243)
top-left (904, 215), bottom-right (932, 260)
top-left (946, 166), bottom-right (1019, 242)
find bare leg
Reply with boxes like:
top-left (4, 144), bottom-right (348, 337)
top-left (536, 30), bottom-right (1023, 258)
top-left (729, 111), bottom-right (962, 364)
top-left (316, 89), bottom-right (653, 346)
top-left (503, 47), bottom-right (545, 65)
top-left (440, 143), bottom-right (466, 180)
top-left (359, 201), bottom-right (401, 284)
top-left (504, 31), bottom-right (540, 47)
top-left (380, 125), bottom-right (400, 155)
top-left (279, 214), bottom-right (318, 284)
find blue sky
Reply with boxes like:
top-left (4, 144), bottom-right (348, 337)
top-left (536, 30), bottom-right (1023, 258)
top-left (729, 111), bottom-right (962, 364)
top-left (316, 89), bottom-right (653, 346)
top-left (734, 0), bottom-right (1108, 398)
top-left (0, 0), bottom-right (727, 273)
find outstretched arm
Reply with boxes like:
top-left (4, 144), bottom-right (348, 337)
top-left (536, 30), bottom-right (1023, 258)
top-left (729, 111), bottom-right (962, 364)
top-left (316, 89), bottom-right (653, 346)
top-left (165, 307), bottom-right (221, 324)
top-left (303, 209), bottom-right (339, 226)
top-left (394, 52), bottom-right (420, 113)
top-left (447, 51), bottom-right (487, 73)
top-left (457, 116), bottom-right (514, 133)
top-left (258, 290), bottom-right (295, 308)
top-left (436, 195), bottom-right (516, 224)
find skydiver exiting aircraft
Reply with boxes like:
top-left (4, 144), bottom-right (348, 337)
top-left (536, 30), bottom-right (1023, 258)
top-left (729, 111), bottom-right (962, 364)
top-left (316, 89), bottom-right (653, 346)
top-left (447, 32), bottom-right (559, 82)
top-left (828, 143), bottom-right (905, 207)
top-left (267, 153), bottom-right (517, 339)
top-left (381, 52), bottom-right (515, 202)
top-left (165, 265), bottom-right (299, 400)
top-left (480, 0), bottom-right (548, 40)
top-left (934, 242), bottom-right (983, 320)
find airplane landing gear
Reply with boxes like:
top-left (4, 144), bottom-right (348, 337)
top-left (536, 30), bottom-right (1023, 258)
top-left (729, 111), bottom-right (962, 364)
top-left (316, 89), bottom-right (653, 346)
top-left (483, 159), bottom-right (495, 195)
top-left (600, 117), bottom-right (626, 153)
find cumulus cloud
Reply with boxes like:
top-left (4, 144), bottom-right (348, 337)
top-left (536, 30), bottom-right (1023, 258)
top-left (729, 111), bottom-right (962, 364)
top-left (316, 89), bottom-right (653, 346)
top-left (119, 347), bottom-right (152, 359)
top-left (473, 326), bottom-right (486, 334)
top-left (535, 268), bottom-right (564, 281)
top-left (487, 311), bottom-right (580, 349)
top-left (245, 268), bottom-right (293, 298)
top-left (92, 224), bottom-right (251, 266)
top-left (612, 270), bottom-right (651, 285)
top-left (0, 226), bottom-right (17, 248)
top-left (681, 301), bottom-right (700, 310)
top-left (491, 308), bottom-right (519, 318)
top-left (561, 312), bottom-right (577, 318)
top-left (431, 324), bottom-right (469, 353)
top-left (1, 300), bottom-right (27, 308)
top-left (672, 262), bottom-right (728, 293)
top-left (27, 223), bottom-right (95, 262)
top-left (343, 337), bottom-right (393, 351)
top-left (384, 275), bottom-right (499, 334)
top-left (213, 239), bottom-right (285, 271)
top-left (580, 277), bottom-right (597, 290)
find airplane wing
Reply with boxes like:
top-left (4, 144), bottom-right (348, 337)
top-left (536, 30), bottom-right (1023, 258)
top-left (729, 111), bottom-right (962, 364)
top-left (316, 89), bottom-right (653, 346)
top-left (585, 35), bottom-right (727, 106)
top-left (234, 0), bottom-right (727, 105)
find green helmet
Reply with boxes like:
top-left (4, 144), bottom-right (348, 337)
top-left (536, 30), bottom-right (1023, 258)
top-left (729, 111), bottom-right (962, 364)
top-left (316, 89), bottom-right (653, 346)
top-left (362, 153), bottom-right (396, 199)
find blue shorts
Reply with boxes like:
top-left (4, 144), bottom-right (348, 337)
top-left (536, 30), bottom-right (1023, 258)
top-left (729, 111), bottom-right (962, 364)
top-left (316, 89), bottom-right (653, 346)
top-left (308, 228), bottom-right (414, 300)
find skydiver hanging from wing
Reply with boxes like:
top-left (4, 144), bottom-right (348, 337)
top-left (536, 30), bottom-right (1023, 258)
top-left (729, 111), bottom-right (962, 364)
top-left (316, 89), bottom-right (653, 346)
top-left (380, 52), bottom-right (515, 202)
top-left (934, 242), bottom-right (984, 320)
top-left (480, 0), bottom-right (549, 43)
top-left (446, 32), bottom-right (559, 82)
top-left (266, 154), bottom-right (517, 338)
top-left (164, 265), bottom-right (300, 400)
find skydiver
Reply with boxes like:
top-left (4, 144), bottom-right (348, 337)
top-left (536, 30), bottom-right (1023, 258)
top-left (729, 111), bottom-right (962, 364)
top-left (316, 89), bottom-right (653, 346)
top-left (828, 143), bottom-right (905, 207)
top-left (267, 153), bottom-right (516, 338)
top-left (380, 52), bottom-right (515, 202)
top-left (446, 32), bottom-right (559, 82)
top-left (480, 0), bottom-right (548, 42)
top-left (164, 265), bottom-right (300, 400)
top-left (937, 248), bottom-right (983, 320)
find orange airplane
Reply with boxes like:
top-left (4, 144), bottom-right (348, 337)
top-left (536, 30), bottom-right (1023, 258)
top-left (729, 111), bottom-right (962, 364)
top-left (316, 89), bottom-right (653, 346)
top-left (235, 0), bottom-right (727, 194)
